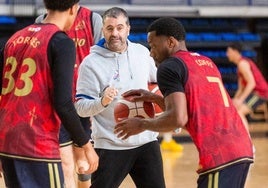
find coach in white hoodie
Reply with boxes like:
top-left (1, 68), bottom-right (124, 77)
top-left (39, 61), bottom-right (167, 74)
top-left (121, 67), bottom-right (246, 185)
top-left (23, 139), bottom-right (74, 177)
top-left (75, 7), bottom-right (165, 188)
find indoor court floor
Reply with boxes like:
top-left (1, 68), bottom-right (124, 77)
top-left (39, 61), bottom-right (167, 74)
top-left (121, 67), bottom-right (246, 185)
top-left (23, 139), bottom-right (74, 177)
top-left (0, 122), bottom-right (267, 188)
top-left (120, 122), bottom-right (268, 188)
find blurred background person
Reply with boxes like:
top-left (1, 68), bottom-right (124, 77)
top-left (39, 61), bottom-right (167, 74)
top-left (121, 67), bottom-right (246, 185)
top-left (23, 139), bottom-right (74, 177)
top-left (226, 42), bottom-right (268, 132)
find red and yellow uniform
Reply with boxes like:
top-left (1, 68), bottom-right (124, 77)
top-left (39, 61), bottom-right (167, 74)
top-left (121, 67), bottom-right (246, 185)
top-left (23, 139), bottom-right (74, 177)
top-left (239, 57), bottom-right (268, 99)
top-left (67, 7), bottom-right (94, 99)
top-left (0, 24), bottom-right (62, 161)
top-left (173, 51), bottom-right (254, 174)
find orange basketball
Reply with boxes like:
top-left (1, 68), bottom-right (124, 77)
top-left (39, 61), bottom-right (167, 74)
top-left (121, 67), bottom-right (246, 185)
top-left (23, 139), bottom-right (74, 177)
top-left (114, 95), bottom-right (155, 123)
top-left (148, 83), bottom-right (163, 116)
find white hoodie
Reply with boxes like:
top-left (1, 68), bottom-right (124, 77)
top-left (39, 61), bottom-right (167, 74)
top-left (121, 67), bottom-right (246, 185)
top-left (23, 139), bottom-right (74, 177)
top-left (75, 39), bottom-right (158, 149)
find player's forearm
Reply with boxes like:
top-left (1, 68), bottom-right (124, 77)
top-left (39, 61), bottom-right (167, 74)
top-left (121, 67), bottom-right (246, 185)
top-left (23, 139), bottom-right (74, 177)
top-left (141, 109), bottom-right (187, 132)
top-left (239, 84), bottom-right (255, 102)
top-left (153, 95), bottom-right (165, 111)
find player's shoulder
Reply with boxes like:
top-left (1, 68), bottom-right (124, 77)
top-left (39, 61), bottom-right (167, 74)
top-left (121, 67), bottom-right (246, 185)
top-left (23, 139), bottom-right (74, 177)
top-left (49, 32), bottom-right (74, 50)
top-left (163, 56), bottom-right (184, 67)
top-left (238, 59), bottom-right (251, 70)
top-left (159, 57), bottom-right (188, 75)
top-left (92, 11), bottom-right (102, 19)
top-left (128, 41), bottom-right (150, 53)
top-left (51, 31), bottom-right (71, 42)
top-left (80, 6), bottom-right (101, 18)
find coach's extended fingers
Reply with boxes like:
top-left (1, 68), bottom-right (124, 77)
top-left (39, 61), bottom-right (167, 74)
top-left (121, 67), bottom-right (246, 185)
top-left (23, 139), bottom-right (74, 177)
top-left (101, 87), bottom-right (118, 106)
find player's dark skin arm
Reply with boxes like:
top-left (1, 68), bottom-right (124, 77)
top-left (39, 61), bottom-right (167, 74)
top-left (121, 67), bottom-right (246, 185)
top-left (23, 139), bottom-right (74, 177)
top-left (114, 91), bottom-right (188, 140)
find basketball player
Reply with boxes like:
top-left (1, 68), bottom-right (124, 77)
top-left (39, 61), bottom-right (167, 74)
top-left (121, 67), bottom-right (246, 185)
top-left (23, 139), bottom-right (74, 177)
top-left (75, 7), bottom-right (165, 188)
top-left (115, 17), bottom-right (254, 188)
top-left (0, 0), bottom-right (98, 187)
top-left (36, 4), bottom-right (103, 188)
top-left (226, 43), bottom-right (268, 132)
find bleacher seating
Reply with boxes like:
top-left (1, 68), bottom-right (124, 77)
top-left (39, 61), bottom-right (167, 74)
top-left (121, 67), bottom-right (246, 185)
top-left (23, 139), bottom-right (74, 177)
top-left (0, 1), bottom-right (266, 98)
top-left (0, 15), bottom-right (16, 24)
top-left (6, 0), bottom-right (35, 4)
top-left (129, 31), bottom-right (261, 45)
top-left (221, 33), bottom-right (241, 41)
top-left (252, 0), bottom-right (268, 5)
top-left (1, 0), bottom-right (268, 6)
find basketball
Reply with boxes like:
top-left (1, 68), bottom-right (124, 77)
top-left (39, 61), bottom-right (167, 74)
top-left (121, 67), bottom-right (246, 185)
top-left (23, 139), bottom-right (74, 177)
top-left (114, 95), bottom-right (155, 123)
top-left (148, 83), bottom-right (163, 116)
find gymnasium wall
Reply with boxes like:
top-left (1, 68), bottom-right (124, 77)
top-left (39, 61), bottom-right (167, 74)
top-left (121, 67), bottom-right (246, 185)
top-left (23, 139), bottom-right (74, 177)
top-left (1, 0), bottom-right (268, 95)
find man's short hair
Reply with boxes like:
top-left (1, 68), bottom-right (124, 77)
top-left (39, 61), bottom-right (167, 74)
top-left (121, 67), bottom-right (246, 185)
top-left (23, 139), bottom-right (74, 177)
top-left (228, 42), bottom-right (243, 53)
top-left (147, 17), bottom-right (186, 41)
top-left (43, 0), bottom-right (79, 11)
top-left (102, 7), bottom-right (130, 25)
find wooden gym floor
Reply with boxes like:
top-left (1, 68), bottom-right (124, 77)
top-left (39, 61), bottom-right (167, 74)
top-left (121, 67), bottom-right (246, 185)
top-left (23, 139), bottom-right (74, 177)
top-left (0, 122), bottom-right (267, 188)
top-left (120, 122), bottom-right (268, 188)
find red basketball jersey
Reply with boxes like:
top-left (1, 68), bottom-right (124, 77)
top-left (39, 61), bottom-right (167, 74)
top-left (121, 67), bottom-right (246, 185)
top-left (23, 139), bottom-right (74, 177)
top-left (173, 51), bottom-right (253, 174)
top-left (66, 7), bottom-right (94, 99)
top-left (0, 24), bottom-right (62, 161)
top-left (239, 57), bottom-right (268, 99)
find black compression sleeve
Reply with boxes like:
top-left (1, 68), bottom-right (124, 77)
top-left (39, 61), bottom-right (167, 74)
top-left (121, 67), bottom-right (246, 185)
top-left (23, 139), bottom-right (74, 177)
top-left (0, 48), bottom-right (3, 91)
top-left (157, 57), bottom-right (188, 97)
top-left (48, 32), bottom-right (89, 147)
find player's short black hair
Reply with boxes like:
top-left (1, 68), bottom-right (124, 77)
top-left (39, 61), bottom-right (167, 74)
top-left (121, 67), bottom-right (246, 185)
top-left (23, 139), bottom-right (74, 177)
top-left (147, 17), bottom-right (186, 41)
top-left (102, 7), bottom-right (130, 25)
top-left (43, 0), bottom-right (79, 11)
top-left (228, 42), bottom-right (242, 53)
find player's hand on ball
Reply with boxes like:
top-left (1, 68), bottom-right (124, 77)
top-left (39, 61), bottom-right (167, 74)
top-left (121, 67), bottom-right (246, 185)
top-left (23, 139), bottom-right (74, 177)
top-left (122, 88), bottom-right (165, 111)
top-left (122, 89), bottom-right (154, 102)
top-left (114, 118), bottom-right (145, 140)
top-left (101, 86), bottom-right (118, 106)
